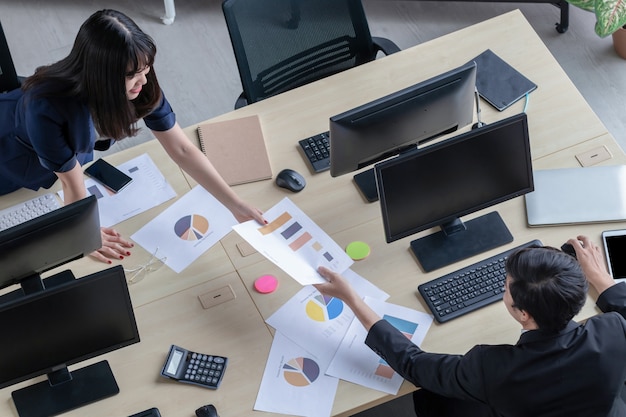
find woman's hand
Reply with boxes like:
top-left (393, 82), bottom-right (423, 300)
top-left (89, 227), bottom-right (134, 264)
top-left (230, 200), bottom-right (267, 224)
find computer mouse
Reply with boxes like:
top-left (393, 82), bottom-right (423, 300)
top-left (561, 243), bottom-right (577, 260)
top-left (195, 404), bottom-right (219, 417)
top-left (275, 168), bottom-right (306, 192)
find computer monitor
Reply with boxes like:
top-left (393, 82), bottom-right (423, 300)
top-left (375, 113), bottom-right (533, 272)
top-left (0, 265), bottom-right (140, 417)
top-left (0, 20), bottom-right (20, 93)
top-left (329, 61), bottom-right (477, 201)
top-left (0, 195), bottom-right (101, 298)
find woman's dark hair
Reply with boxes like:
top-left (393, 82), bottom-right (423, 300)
top-left (22, 9), bottom-right (161, 140)
top-left (506, 246), bottom-right (588, 333)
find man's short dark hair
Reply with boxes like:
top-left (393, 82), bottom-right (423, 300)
top-left (505, 246), bottom-right (588, 332)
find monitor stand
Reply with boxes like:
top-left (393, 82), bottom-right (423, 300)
top-left (410, 211), bottom-right (513, 272)
top-left (0, 270), bottom-right (75, 305)
top-left (353, 169), bottom-right (378, 203)
top-left (12, 360), bottom-right (119, 417)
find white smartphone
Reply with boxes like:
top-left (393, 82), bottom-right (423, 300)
top-left (601, 229), bottom-right (626, 281)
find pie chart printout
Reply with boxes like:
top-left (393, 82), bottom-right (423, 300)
top-left (305, 294), bottom-right (344, 322)
top-left (282, 357), bottom-right (320, 387)
top-left (174, 214), bottom-right (209, 241)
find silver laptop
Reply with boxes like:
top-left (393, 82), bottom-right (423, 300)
top-left (525, 165), bottom-right (626, 226)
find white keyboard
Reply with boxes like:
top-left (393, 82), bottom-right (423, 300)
top-left (0, 193), bottom-right (62, 231)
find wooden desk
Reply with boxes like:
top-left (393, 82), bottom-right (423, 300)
top-left (182, 9), bottom-right (612, 271)
top-left (182, 9), bottom-right (625, 416)
top-left (1, 9), bottom-right (624, 417)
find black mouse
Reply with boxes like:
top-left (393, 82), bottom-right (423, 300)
top-left (276, 168), bottom-right (306, 192)
top-left (195, 404), bottom-right (219, 417)
top-left (561, 243), bottom-right (577, 260)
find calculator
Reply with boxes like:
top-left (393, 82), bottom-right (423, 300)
top-left (160, 344), bottom-right (227, 389)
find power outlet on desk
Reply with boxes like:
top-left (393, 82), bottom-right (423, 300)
top-left (198, 285), bottom-right (236, 309)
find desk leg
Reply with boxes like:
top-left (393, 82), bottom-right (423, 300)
top-left (162, 0), bottom-right (176, 25)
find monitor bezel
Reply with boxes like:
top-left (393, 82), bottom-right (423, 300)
top-left (0, 265), bottom-right (140, 390)
top-left (375, 112), bottom-right (533, 244)
top-left (329, 61), bottom-right (477, 177)
top-left (0, 195), bottom-right (101, 292)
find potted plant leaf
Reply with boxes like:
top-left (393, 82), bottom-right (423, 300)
top-left (566, 0), bottom-right (626, 58)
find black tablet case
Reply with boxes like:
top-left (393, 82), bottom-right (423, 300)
top-left (471, 49), bottom-right (537, 111)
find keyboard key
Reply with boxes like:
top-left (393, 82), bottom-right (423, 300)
top-left (298, 131), bottom-right (331, 173)
top-left (0, 193), bottom-right (61, 232)
top-left (418, 240), bottom-right (542, 323)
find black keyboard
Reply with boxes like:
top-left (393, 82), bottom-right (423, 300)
top-left (298, 131), bottom-right (330, 173)
top-left (418, 240), bottom-right (542, 323)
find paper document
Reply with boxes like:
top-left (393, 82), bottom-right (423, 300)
top-left (233, 197), bottom-right (353, 285)
top-left (266, 269), bottom-right (389, 364)
top-left (254, 331), bottom-right (339, 417)
top-left (326, 296), bottom-right (433, 395)
top-left (59, 153), bottom-right (177, 227)
top-left (131, 185), bottom-right (237, 273)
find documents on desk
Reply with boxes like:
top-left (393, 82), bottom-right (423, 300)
top-left (256, 270), bottom-right (432, 416)
top-left (326, 296), bottom-right (432, 394)
top-left (233, 197), bottom-right (354, 285)
top-left (59, 153), bottom-right (177, 227)
top-left (131, 185), bottom-right (237, 273)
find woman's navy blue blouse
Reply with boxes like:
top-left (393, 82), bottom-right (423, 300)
top-left (0, 88), bottom-right (176, 195)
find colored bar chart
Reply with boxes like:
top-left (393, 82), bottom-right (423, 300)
top-left (233, 198), bottom-right (353, 285)
top-left (374, 315), bottom-right (418, 379)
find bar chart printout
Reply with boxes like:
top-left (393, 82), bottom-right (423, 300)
top-left (233, 197), bottom-right (354, 285)
top-left (326, 296), bottom-right (433, 395)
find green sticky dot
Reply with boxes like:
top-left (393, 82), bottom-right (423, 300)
top-left (346, 241), bottom-right (371, 261)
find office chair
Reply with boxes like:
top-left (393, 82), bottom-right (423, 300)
top-left (222, 0), bottom-right (400, 108)
top-left (0, 21), bottom-right (22, 93)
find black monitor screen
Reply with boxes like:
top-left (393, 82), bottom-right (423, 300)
top-left (376, 113), bottom-right (533, 271)
top-left (0, 195), bottom-right (101, 294)
top-left (0, 265), bottom-right (139, 416)
top-left (329, 61), bottom-right (476, 178)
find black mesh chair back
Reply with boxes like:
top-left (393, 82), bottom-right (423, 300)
top-left (0, 21), bottom-right (21, 93)
top-left (222, 0), bottom-right (399, 108)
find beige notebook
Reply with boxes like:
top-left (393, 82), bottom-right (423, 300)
top-left (197, 115), bottom-right (272, 186)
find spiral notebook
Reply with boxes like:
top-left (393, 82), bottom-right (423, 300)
top-left (197, 114), bottom-right (272, 186)
top-left (471, 49), bottom-right (537, 111)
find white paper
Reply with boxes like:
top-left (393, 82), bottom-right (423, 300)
top-left (254, 331), bottom-right (339, 417)
top-left (233, 197), bottom-right (354, 285)
top-left (266, 269), bottom-right (389, 365)
top-left (130, 185), bottom-right (237, 273)
top-left (59, 153), bottom-right (177, 227)
top-left (326, 296), bottom-right (433, 395)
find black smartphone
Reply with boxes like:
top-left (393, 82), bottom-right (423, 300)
top-left (84, 158), bottom-right (133, 193)
top-left (602, 229), bottom-right (626, 280)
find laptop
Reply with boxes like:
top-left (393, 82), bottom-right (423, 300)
top-left (525, 165), bottom-right (626, 226)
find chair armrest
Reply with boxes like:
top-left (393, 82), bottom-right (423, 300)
top-left (372, 36), bottom-right (401, 55)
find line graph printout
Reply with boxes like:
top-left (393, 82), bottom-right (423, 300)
top-left (326, 296), bottom-right (433, 395)
top-left (233, 197), bottom-right (353, 285)
top-left (254, 331), bottom-right (338, 417)
top-left (266, 269), bottom-right (389, 365)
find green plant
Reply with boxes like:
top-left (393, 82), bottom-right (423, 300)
top-left (567, 0), bottom-right (626, 37)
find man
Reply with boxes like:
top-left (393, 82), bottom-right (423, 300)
top-left (314, 235), bottom-right (626, 416)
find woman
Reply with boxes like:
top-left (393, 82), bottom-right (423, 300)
top-left (0, 9), bottom-right (265, 263)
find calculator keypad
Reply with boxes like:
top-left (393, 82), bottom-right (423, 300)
top-left (184, 353), bottom-right (226, 388)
